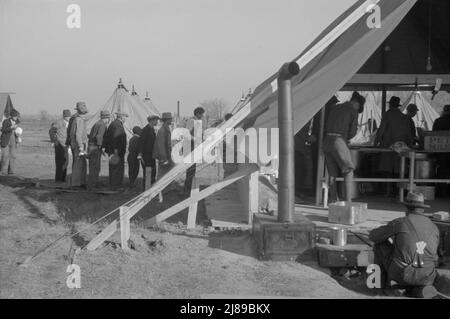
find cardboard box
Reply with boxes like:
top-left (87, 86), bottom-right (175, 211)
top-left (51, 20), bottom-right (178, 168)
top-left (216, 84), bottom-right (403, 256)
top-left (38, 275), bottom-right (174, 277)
top-left (423, 131), bottom-right (450, 152)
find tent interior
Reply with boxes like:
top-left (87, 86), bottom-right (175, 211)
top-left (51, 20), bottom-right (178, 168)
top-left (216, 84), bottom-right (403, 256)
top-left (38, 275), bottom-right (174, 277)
top-left (294, 0), bottom-right (450, 200)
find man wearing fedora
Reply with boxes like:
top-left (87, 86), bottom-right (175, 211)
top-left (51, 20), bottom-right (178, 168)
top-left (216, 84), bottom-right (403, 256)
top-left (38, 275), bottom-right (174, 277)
top-left (433, 105), bottom-right (450, 197)
top-left (138, 115), bottom-right (159, 189)
top-left (49, 109), bottom-right (71, 182)
top-left (66, 102), bottom-right (89, 188)
top-left (375, 96), bottom-right (414, 197)
top-left (369, 192), bottom-right (439, 296)
top-left (87, 110), bottom-right (111, 189)
top-left (104, 112), bottom-right (128, 190)
top-left (153, 112), bottom-right (174, 180)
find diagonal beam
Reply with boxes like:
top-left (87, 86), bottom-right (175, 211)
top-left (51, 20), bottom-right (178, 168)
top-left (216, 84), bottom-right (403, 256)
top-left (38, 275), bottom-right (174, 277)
top-left (144, 164), bottom-right (258, 227)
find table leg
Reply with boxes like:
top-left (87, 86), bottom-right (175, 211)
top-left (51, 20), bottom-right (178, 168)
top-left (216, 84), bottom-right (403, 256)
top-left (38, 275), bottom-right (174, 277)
top-left (409, 151), bottom-right (416, 193)
top-left (400, 156), bottom-right (406, 202)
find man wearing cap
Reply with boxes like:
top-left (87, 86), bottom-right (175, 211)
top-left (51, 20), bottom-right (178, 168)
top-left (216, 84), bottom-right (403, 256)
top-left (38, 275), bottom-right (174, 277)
top-left (369, 192), bottom-right (439, 296)
top-left (184, 107), bottom-right (206, 194)
top-left (138, 115), bottom-right (159, 189)
top-left (406, 103), bottom-right (419, 143)
top-left (375, 96), bottom-right (414, 197)
top-left (433, 105), bottom-right (450, 197)
top-left (153, 112), bottom-right (174, 179)
top-left (49, 109), bottom-right (71, 182)
top-left (0, 109), bottom-right (20, 175)
top-left (87, 110), bottom-right (111, 189)
top-left (66, 102), bottom-right (89, 188)
top-left (104, 112), bottom-right (128, 190)
top-left (323, 92), bottom-right (365, 202)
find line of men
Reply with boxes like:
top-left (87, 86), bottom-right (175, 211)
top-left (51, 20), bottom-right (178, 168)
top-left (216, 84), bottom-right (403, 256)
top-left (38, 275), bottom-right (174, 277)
top-left (50, 102), bottom-right (208, 192)
top-left (50, 101), bottom-right (176, 191)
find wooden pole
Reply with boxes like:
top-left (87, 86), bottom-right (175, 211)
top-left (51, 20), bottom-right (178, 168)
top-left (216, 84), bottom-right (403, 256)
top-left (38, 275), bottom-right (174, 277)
top-left (315, 107), bottom-right (326, 206)
top-left (120, 207), bottom-right (130, 250)
top-left (187, 177), bottom-right (200, 229)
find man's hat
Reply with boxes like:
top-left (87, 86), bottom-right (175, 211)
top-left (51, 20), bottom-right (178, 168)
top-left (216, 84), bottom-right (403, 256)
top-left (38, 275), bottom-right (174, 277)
top-left (147, 115), bottom-right (160, 122)
top-left (443, 105), bottom-right (450, 113)
top-left (63, 109), bottom-right (71, 117)
top-left (161, 112), bottom-right (172, 120)
top-left (388, 96), bottom-right (401, 108)
top-left (75, 102), bottom-right (88, 114)
top-left (115, 111), bottom-right (128, 118)
top-left (10, 109), bottom-right (20, 117)
top-left (404, 192), bottom-right (430, 209)
top-left (132, 126), bottom-right (142, 135)
top-left (100, 110), bottom-right (111, 119)
top-left (407, 104), bottom-right (419, 112)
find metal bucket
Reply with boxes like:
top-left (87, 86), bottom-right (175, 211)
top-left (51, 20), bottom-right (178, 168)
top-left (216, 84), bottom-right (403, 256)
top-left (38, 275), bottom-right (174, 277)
top-left (415, 157), bottom-right (435, 179)
top-left (330, 227), bottom-right (347, 246)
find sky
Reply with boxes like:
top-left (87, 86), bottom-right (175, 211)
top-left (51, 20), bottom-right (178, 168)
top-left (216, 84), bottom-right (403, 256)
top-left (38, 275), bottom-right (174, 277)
top-left (0, 0), bottom-right (357, 116)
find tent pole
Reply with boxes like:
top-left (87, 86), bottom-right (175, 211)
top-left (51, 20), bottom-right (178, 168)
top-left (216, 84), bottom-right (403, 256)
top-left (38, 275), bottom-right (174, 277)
top-left (382, 87), bottom-right (387, 115)
top-left (277, 62), bottom-right (300, 223)
top-left (315, 106), bottom-right (326, 206)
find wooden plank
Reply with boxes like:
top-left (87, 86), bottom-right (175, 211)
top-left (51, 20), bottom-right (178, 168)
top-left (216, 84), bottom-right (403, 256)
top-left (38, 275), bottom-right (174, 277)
top-left (120, 207), bottom-right (130, 250)
top-left (86, 220), bottom-right (118, 251)
top-left (144, 167), bottom-right (152, 191)
top-left (248, 169), bottom-right (259, 224)
top-left (187, 177), bottom-right (200, 229)
top-left (145, 164), bottom-right (258, 226)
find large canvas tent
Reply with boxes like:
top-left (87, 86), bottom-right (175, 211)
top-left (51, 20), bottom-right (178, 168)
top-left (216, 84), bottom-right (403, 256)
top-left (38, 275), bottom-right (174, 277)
top-left (86, 80), bottom-right (160, 137)
top-left (142, 91), bottom-right (160, 117)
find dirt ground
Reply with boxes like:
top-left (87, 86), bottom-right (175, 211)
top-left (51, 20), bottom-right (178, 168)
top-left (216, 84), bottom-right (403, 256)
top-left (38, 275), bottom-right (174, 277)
top-left (1, 119), bottom-right (447, 299)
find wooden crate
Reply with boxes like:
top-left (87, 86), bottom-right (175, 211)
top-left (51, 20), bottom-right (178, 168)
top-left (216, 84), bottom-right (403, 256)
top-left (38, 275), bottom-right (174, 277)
top-left (423, 131), bottom-right (450, 152)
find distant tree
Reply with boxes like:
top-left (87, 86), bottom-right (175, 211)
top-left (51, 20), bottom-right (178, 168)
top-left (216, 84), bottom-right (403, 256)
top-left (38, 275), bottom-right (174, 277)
top-left (39, 110), bottom-right (52, 122)
top-left (199, 98), bottom-right (228, 122)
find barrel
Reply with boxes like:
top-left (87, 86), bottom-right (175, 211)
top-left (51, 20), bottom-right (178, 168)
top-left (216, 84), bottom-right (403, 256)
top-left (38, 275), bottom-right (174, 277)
top-left (414, 154), bottom-right (435, 179)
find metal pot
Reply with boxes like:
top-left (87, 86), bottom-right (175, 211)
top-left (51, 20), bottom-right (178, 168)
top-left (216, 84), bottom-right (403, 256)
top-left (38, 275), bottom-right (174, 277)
top-left (415, 156), bottom-right (435, 179)
top-left (330, 227), bottom-right (347, 246)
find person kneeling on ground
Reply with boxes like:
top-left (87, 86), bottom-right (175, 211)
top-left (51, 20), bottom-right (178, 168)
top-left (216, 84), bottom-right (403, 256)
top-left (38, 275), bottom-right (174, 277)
top-left (369, 192), bottom-right (440, 297)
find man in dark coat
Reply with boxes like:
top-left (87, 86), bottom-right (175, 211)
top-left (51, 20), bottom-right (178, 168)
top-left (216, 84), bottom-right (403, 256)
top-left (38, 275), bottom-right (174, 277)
top-left (138, 115), bottom-right (159, 189)
top-left (432, 105), bottom-right (450, 197)
top-left (127, 126), bottom-right (142, 187)
top-left (323, 92), bottom-right (365, 202)
top-left (87, 110), bottom-right (111, 189)
top-left (49, 109), bottom-right (71, 182)
top-left (375, 96), bottom-right (414, 197)
top-left (104, 112), bottom-right (127, 190)
top-left (0, 109), bottom-right (20, 175)
top-left (369, 192), bottom-right (439, 297)
top-left (406, 103), bottom-right (418, 144)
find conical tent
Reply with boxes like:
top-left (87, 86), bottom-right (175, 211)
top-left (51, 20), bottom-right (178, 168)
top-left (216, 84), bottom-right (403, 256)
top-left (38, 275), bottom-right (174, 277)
top-left (0, 93), bottom-right (16, 121)
top-left (86, 80), bottom-right (160, 137)
top-left (142, 92), bottom-right (160, 117)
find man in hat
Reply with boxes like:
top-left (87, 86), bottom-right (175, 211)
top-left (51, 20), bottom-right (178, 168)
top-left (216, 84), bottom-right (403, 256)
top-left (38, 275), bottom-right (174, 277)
top-left (369, 192), bottom-right (439, 296)
top-left (153, 112), bottom-right (174, 179)
top-left (138, 115), bottom-right (159, 189)
top-left (323, 92), bottom-right (365, 202)
top-left (184, 107), bottom-right (206, 194)
top-left (406, 103), bottom-right (419, 142)
top-left (104, 112), bottom-right (128, 190)
top-left (87, 110), bottom-right (111, 189)
top-left (433, 105), bottom-right (450, 197)
top-left (0, 109), bottom-right (20, 175)
top-left (375, 96), bottom-right (414, 197)
top-left (49, 109), bottom-right (71, 182)
top-left (66, 102), bottom-right (89, 188)
top-left (128, 126), bottom-right (142, 188)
